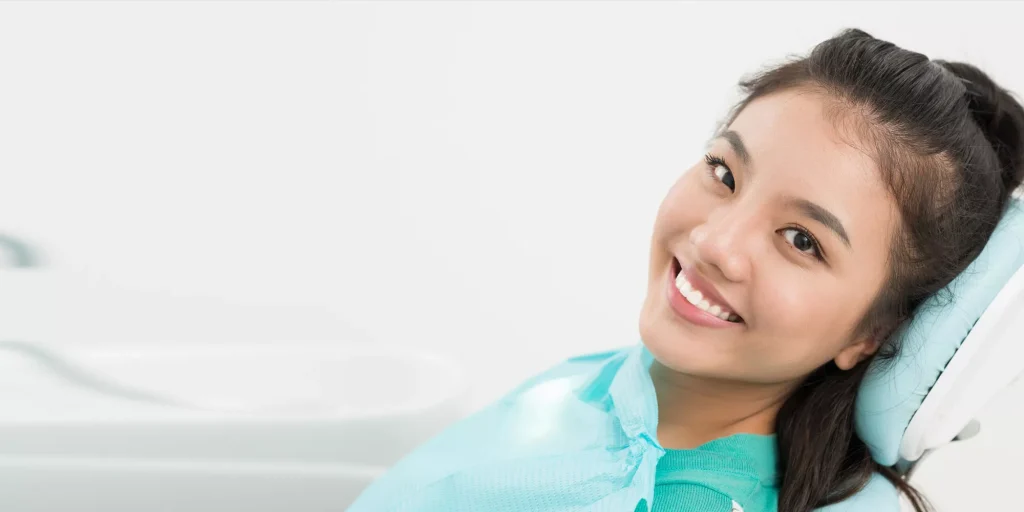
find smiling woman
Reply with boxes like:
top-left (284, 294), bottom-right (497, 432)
top-left (642, 87), bottom-right (893, 385)
top-left (640, 29), bottom-right (1024, 512)
top-left (349, 28), bottom-right (1024, 512)
top-left (641, 83), bottom-right (903, 512)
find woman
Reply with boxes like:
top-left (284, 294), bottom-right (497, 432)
top-left (352, 29), bottom-right (1024, 512)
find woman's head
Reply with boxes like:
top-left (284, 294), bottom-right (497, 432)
top-left (638, 29), bottom-right (1024, 511)
top-left (639, 85), bottom-right (899, 384)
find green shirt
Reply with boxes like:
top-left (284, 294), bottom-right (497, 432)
top-left (636, 433), bottom-right (779, 512)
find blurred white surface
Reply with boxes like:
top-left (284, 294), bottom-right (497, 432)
top-left (0, 339), bottom-right (466, 510)
top-left (0, 458), bottom-right (380, 512)
top-left (1, 2), bottom-right (1022, 510)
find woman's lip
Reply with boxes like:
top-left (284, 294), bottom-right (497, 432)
top-left (665, 264), bottom-right (740, 328)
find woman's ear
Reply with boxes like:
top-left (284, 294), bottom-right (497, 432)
top-left (834, 336), bottom-right (880, 371)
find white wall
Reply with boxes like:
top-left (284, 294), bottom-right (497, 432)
top-left (1, 2), bottom-right (1021, 510)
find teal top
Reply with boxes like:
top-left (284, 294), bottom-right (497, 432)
top-left (636, 433), bottom-right (779, 512)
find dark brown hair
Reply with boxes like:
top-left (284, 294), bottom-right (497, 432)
top-left (725, 29), bottom-right (1024, 512)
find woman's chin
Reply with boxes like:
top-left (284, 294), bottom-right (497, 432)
top-left (641, 324), bottom-right (708, 372)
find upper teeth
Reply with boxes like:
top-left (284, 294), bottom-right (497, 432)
top-left (675, 272), bottom-right (740, 322)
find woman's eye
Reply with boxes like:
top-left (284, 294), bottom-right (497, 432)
top-left (703, 154), bottom-right (736, 192)
top-left (782, 228), bottom-right (820, 258)
top-left (713, 165), bottom-right (735, 191)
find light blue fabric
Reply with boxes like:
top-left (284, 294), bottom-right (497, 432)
top-left (350, 344), bottom-right (898, 511)
top-left (348, 346), bottom-right (666, 511)
top-left (815, 474), bottom-right (900, 512)
top-left (856, 198), bottom-right (1024, 465)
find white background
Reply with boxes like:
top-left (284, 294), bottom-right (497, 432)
top-left (0, 2), bottom-right (1020, 510)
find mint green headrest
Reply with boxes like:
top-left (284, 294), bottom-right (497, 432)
top-left (856, 198), bottom-right (1024, 466)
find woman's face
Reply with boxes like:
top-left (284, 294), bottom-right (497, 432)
top-left (639, 88), bottom-right (899, 385)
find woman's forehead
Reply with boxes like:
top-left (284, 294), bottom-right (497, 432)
top-left (729, 90), bottom-right (874, 167)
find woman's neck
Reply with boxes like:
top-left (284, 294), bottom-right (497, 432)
top-left (650, 360), bottom-right (794, 450)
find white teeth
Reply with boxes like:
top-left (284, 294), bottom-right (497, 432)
top-left (674, 271), bottom-right (739, 322)
top-left (675, 274), bottom-right (692, 293)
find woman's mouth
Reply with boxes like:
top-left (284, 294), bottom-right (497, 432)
top-left (666, 257), bottom-right (744, 327)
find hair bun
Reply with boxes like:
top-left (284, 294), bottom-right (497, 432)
top-left (937, 61), bottom-right (1024, 193)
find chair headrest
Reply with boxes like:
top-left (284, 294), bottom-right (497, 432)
top-left (856, 198), bottom-right (1024, 466)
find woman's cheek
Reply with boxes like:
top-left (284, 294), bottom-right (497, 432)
top-left (755, 281), bottom-right (807, 334)
top-left (654, 182), bottom-right (702, 239)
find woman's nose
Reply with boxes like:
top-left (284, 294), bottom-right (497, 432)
top-left (689, 209), bottom-right (756, 283)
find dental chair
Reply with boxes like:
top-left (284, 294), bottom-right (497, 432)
top-left (827, 196), bottom-right (1024, 510)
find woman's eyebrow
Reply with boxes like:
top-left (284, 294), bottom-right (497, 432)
top-left (788, 197), bottom-right (852, 248)
top-left (719, 130), bottom-right (751, 166)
